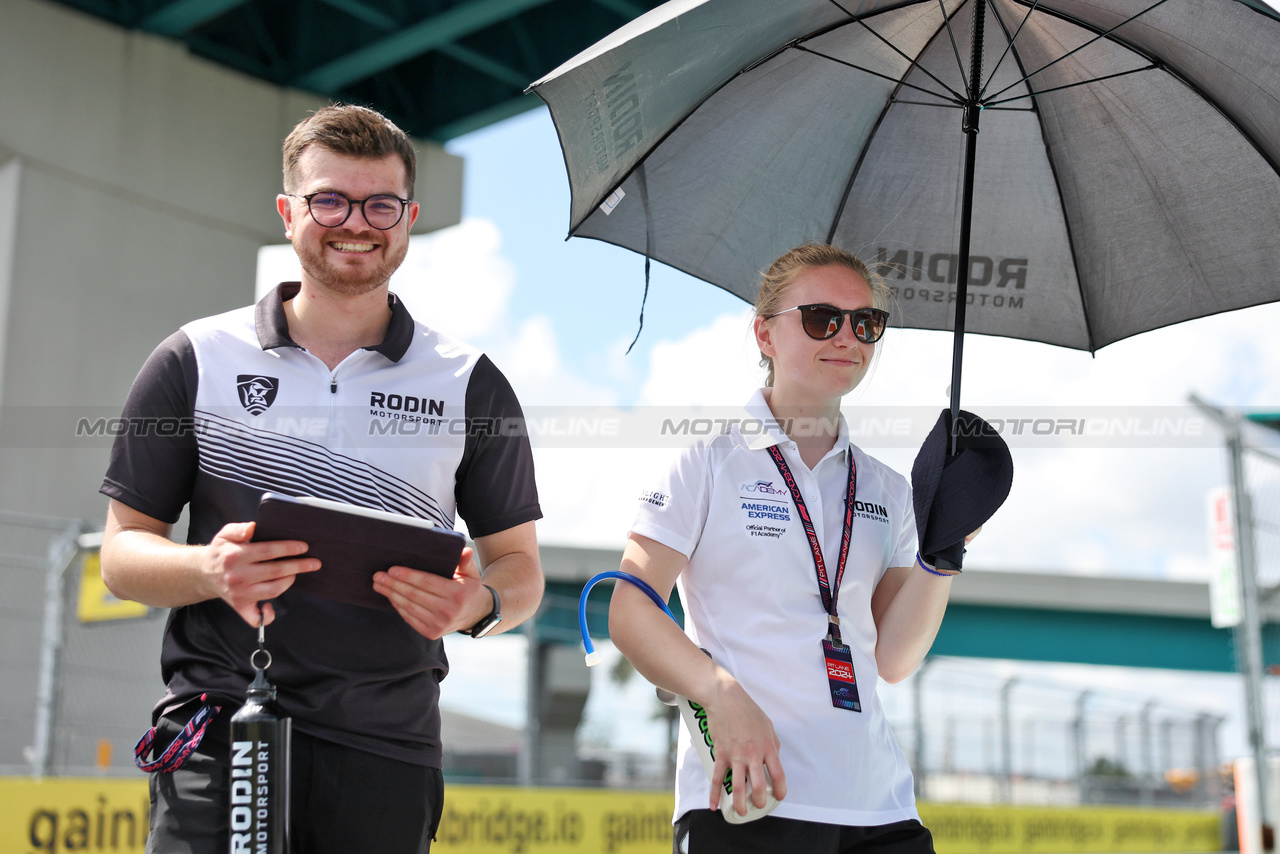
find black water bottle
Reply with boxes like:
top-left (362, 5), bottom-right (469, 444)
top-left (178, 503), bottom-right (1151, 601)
top-left (228, 666), bottom-right (291, 854)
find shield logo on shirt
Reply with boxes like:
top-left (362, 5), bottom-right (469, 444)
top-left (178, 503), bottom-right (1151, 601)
top-left (237, 375), bottom-right (279, 415)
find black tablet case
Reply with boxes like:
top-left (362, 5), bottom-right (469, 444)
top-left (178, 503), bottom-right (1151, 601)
top-left (253, 493), bottom-right (466, 612)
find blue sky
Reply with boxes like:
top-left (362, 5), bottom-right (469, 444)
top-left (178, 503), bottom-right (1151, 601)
top-left (258, 103), bottom-right (1280, 762)
top-left (444, 108), bottom-right (747, 383)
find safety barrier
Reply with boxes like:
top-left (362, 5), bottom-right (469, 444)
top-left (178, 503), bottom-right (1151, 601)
top-left (1, 777), bottom-right (1221, 854)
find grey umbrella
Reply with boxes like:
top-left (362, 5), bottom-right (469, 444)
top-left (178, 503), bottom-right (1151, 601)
top-left (528, 0), bottom-right (1280, 451)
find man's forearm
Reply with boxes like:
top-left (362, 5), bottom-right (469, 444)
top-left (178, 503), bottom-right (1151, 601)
top-left (100, 505), bottom-right (209, 607)
top-left (477, 549), bottom-right (544, 634)
top-left (470, 520), bottom-right (543, 636)
top-left (101, 500), bottom-right (319, 627)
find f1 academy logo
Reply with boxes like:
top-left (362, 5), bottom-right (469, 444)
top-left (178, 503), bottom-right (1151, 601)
top-left (237, 375), bottom-right (279, 415)
top-left (740, 480), bottom-right (786, 497)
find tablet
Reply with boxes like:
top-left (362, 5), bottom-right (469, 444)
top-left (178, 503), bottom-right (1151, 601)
top-left (252, 492), bottom-right (466, 612)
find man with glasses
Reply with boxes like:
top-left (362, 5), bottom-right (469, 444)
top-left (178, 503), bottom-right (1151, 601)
top-left (98, 104), bottom-right (543, 853)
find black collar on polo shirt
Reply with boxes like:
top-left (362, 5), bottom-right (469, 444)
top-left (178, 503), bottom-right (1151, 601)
top-left (255, 282), bottom-right (415, 363)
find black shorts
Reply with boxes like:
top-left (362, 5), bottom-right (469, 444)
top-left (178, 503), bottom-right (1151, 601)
top-left (673, 810), bottom-right (935, 854)
top-left (146, 701), bottom-right (444, 854)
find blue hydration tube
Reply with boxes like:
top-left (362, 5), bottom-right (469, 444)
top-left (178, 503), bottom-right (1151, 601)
top-left (578, 571), bottom-right (677, 666)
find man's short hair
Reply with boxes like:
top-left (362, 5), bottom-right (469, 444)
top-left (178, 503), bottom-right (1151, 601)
top-left (283, 104), bottom-right (417, 197)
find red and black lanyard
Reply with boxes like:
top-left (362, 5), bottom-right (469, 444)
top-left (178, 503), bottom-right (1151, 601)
top-left (766, 443), bottom-right (856, 646)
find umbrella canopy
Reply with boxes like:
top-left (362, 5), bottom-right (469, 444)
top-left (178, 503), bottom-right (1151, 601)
top-left (528, 0), bottom-right (1280, 355)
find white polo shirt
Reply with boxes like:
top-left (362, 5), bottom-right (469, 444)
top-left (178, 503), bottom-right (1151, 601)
top-left (632, 390), bottom-right (919, 827)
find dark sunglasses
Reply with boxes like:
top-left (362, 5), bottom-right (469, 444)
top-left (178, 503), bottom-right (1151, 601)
top-left (766, 304), bottom-right (890, 344)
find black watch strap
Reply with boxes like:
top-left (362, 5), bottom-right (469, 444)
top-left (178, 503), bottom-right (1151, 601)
top-left (468, 584), bottom-right (501, 638)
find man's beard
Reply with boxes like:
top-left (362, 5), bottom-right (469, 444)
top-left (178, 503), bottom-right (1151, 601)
top-left (294, 232), bottom-right (407, 296)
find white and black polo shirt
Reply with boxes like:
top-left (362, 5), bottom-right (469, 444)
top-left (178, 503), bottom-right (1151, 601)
top-left (101, 283), bottom-right (541, 767)
top-left (632, 390), bottom-right (919, 826)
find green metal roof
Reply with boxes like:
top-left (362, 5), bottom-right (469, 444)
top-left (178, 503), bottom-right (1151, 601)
top-left (1245, 412), bottom-right (1280, 433)
top-left (48, 0), bottom-right (661, 141)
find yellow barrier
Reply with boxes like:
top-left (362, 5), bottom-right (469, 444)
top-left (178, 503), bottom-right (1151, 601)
top-left (435, 786), bottom-right (671, 854)
top-left (0, 776), bottom-right (1220, 854)
top-left (0, 777), bottom-right (149, 853)
top-left (918, 802), bottom-right (1220, 853)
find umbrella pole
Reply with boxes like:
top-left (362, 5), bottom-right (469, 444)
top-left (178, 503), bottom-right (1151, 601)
top-left (949, 0), bottom-right (987, 457)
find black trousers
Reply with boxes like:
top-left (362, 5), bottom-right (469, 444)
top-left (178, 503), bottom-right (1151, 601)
top-left (673, 810), bottom-right (935, 854)
top-left (146, 704), bottom-right (443, 854)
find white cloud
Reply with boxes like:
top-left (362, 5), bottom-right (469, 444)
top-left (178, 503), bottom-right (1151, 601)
top-left (638, 309), bottom-right (761, 406)
top-left (391, 218), bottom-right (516, 341)
top-left (487, 316), bottom-right (620, 407)
top-left (255, 243), bottom-right (302, 300)
top-left (863, 300), bottom-right (1280, 410)
top-left (527, 309), bottom-right (767, 546)
top-left (531, 311), bottom-right (781, 547)
top-left (532, 447), bottom-right (671, 547)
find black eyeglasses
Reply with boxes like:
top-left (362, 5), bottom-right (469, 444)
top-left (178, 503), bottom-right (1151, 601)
top-left (288, 192), bottom-right (411, 230)
top-left (766, 304), bottom-right (890, 344)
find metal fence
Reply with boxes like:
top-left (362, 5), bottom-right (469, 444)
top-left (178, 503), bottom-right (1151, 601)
top-left (881, 658), bottom-right (1224, 809)
top-left (578, 649), bottom-right (1229, 806)
top-left (0, 510), bottom-right (165, 776)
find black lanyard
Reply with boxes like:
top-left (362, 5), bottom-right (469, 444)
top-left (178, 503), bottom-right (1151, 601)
top-left (766, 442), bottom-right (856, 646)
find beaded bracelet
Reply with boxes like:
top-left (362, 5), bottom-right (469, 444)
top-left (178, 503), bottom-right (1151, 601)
top-left (917, 552), bottom-right (958, 577)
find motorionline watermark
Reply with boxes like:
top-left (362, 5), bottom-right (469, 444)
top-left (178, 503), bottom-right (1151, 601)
top-left (647, 409), bottom-right (1215, 447)
top-left (0, 405), bottom-right (1245, 450)
top-left (75, 416), bottom-right (207, 437)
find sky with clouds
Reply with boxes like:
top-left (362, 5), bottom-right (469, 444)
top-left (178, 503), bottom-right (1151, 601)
top-left (260, 107), bottom-right (1280, 581)
top-left (257, 105), bottom-right (1280, 764)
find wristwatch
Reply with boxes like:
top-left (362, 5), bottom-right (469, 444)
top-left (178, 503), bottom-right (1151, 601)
top-left (467, 584), bottom-right (502, 638)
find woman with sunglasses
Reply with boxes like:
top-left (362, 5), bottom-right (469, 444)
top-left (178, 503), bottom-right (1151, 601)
top-left (611, 244), bottom-right (958, 854)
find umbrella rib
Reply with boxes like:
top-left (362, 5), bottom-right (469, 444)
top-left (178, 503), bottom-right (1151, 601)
top-left (827, 96), bottom-right (900, 245)
top-left (985, 64), bottom-right (1160, 106)
top-left (848, 18), bottom-right (968, 102)
top-left (893, 99), bottom-right (964, 108)
top-left (806, 0), bottom-right (968, 103)
top-left (980, 0), bottom-right (1043, 98)
top-left (990, 10), bottom-right (1100, 352)
top-left (1001, 0), bottom-right (1280, 182)
top-left (983, 0), bottom-right (1173, 103)
top-left (891, 100), bottom-right (1030, 111)
top-left (937, 0), bottom-right (975, 98)
top-left (826, 3), bottom-right (979, 245)
top-left (796, 45), bottom-right (961, 103)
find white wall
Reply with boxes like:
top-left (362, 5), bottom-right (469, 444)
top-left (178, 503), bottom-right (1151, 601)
top-left (0, 0), bottom-right (463, 519)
